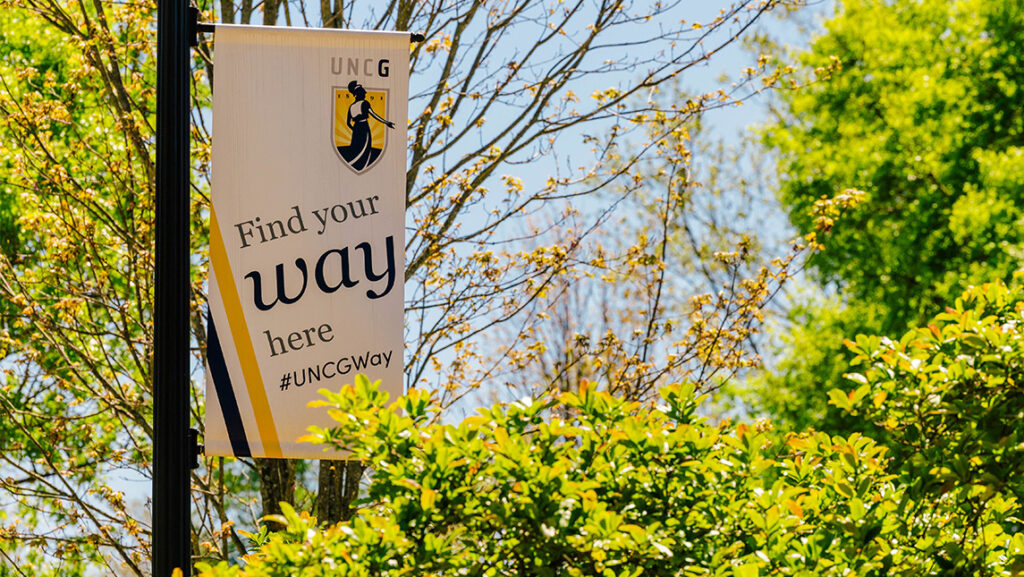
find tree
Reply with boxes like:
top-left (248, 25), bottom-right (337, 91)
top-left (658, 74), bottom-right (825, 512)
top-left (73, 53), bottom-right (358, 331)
top-left (0, 0), bottom-right (807, 573)
top-left (0, 5), bottom-right (169, 574)
top-left (752, 0), bottom-right (1024, 432)
top-left (486, 121), bottom-right (813, 405)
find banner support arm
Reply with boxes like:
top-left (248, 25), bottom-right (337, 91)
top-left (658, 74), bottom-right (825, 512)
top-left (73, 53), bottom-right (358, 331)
top-left (189, 12), bottom-right (423, 45)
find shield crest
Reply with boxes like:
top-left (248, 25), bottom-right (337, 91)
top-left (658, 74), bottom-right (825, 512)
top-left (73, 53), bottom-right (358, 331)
top-left (333, 84), bottom-right (390, 173)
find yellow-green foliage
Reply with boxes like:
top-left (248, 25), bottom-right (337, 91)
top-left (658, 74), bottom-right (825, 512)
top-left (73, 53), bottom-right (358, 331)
top-left (201, 377), bottom-right (898, 576)
top-left (201, 283), bottom-right (1024, 576)
top-left (756, 0), bottom-right (1024, 434)
top-left (839, 282), bottom-right (1024, 572)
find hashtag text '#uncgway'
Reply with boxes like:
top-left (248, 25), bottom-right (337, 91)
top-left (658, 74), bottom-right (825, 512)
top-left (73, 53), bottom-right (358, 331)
top-left (279, 349), bottom-right (393, 392)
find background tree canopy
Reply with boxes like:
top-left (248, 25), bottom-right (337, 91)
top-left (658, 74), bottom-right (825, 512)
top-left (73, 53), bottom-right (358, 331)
top-left (752, 0), bottom-right (1024, 432)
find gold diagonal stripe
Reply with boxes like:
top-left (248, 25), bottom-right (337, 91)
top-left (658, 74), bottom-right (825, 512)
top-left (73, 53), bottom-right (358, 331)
top-left (210, 207), bottom-right (282, 458)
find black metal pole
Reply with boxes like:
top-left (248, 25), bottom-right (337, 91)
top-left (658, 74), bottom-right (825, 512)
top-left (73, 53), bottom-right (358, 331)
top-left (154, 0), bottom-right (192, 572)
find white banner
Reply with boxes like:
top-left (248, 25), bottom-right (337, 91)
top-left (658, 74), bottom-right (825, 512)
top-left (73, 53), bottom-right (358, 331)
top-left (205, 26), bottom-right (408, 459)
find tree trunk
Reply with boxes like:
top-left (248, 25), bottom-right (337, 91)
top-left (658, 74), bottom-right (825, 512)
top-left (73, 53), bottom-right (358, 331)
top-left (256, 458), bottom-right (296, 528)
top-left (240, 0), bottom-right (253, 24)
top-left (219, 0), bottom-right (234, 24)
top-left (262, 0), bottom-right (280, 25)
top-left (320, 0), bottom-right (343, 28)
top-left (317, 460), bottom-right (363, 525)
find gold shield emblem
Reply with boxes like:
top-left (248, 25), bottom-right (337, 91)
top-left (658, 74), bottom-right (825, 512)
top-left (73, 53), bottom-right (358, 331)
top-left (333, 82), bottom-right (391, 173)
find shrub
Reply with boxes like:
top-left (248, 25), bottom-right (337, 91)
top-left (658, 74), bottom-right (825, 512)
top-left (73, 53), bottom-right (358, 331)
top-left (200, 377), bottom-right (905, 576)
top-left (199, 284), bottom-right (1024, 576)
top-left (839, 282), bottom-right (1024, 573)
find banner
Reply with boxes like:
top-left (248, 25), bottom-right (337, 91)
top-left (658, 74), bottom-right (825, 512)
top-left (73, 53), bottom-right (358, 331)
top-left (205, 26), bottom-right (408, 459)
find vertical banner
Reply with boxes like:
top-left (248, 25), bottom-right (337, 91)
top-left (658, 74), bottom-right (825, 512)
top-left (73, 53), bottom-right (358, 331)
top-left (205, 26), bottom-right (408, 459)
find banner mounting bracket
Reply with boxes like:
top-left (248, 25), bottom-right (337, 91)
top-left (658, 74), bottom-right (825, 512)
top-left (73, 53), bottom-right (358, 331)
top-left (190, 6), bottom-right (216, 47)
top-left (189, 428), bottom-right (204, 470)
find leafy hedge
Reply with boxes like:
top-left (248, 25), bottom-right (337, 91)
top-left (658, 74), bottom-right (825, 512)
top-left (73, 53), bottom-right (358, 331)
top-left (199, 283), bottom-right (1024, 576)
top-left (839, 282), bottom-right (1024, 573)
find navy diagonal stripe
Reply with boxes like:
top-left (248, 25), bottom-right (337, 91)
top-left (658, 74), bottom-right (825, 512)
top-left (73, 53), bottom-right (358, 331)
top-left (207, 313), bottom-right (252, 457)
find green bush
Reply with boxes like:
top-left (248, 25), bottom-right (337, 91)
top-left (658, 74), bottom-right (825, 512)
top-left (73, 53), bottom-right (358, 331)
top-left (197, 382), bottom-right (898, 575)
top-left (840, 282), bottom-right (1024, 572)
top-left (199, 285), bottom-right (1024, 576)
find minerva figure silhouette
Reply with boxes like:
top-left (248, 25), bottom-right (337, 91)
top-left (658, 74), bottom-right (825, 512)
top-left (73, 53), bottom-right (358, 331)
top-left (337, 80), bottom-right (395, 171)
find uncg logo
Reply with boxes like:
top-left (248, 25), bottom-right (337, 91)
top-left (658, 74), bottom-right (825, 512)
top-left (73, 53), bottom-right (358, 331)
top-left (333, 81), bottom-right (394, 173)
